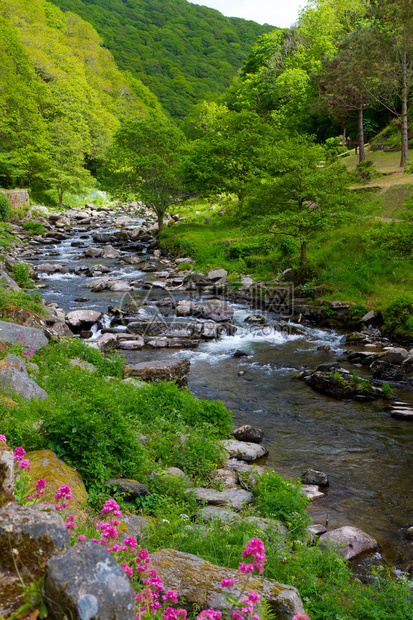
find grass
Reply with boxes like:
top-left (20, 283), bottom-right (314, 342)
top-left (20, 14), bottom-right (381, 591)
top-left (0, 287), bottom-right (46, 318)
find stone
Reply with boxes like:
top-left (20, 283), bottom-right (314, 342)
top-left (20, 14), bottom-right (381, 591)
top-left (0, 268), bottom-right (20, 291)
top-left (164, 467), bottom-right (186, 479)
top-left (123, 359), bottom-right (191, 388)
top-left (233, 349), bottom-right (249, 358)
top-left (319, 526), bottom-right (379, 560)
top-left (370, 360), bottom-right (399, 381)
top-left (176, 257), bottom-right (194, 264)
top-left (198, 299), bottom-right (234, 322)
top-left (304, 370), bottom-right (378, 400)
top-left (0, 503), bottom-right (70, 579)
top-left (308, 524), bottom-right (327, 536)
top-left (232, 425), bottom-right (264, 444)
top-left (406, 526), bottom-right (413, 539)
top-left (69, 358), bottom-right (96, 372)
top-left (110, 280), bottom-right (132, 292)
top-left (94, 333), bottom-right (120, 352)
top-left (105, 478), bottom-right (150, 501)
top-left (0, 443), bottom-right (14, 506)
top-left (85, 246), bottom-right (103, 257)
top-left (122, 377), bottom-right (148, 389)
top-left (361, 310), bottom-right (379, 324)
top-left (243, 516), bottom-right (288, 538)
top-left (0, 355), bottom-right (47, 400)
top-left (27, 450), bottom-right (88, 513)
top-left (220, 439), bottom-right (268, 462)
top-left (208, 268), bottom-right (228, 281)
top-left (247, 466), bottom-right (265, 488)
top-left (37, 262), bottom-right (64, 273)
top-left (197, 506), bottom-right (241, 524)
top-left (300, 485), bottom-right (324, 500)
top-left (101, 244), bottom-right (122, 259)
top-left (190, 487), bottom-right (254, 511)
top-left (65, 309), bottom-right (102, 331)
top-left (45, 541), bottom-right (135, 619)
top-left (150, 549), bottom-right (305, 619)
top-left (225, 459), bottom-right (253, 474)
top-left (378, 347), bottom-right (408, 365)
top-left (300, 468), bottom-right (329, 486)
top-left (0, 320), bottom-right (48, 352)
top-left (211, 468), bottom-right (238, 488)
top-left (121, 515), bottom-right (152, 539)
top-left (0, 305), bottom-right (44, 329)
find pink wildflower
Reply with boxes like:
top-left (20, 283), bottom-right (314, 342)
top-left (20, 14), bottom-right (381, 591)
top-left (239, 538), bottom-right (266, 575)
top-left (121, 563), bottom-right (134, 578)
top-left (17, 459), bottom-right (31, 471)
top-left (0, 435), bottom-right (6, 443)
top-left (220, 578), bottom-right (235, 588)
top-left (292, 616), bottom-right (310, 620)
top-left (198, 609), bottom-right (222, 620)
top-left (162, 590), bottom-right (178, 604)
top-left (77, 535), bottom-right (87, 541)
top-left (13, 447), bottom-right (26, 461)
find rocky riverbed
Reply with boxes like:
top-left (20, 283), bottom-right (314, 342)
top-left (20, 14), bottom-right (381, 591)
top-left (2, 203), bottom-right (413, 573)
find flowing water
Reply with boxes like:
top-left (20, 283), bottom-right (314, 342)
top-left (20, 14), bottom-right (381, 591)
top-left (28, 214), bottom-right (413, 573)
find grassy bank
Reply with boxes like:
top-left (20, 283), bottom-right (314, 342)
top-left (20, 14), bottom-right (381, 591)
top-left (2, 338), bottom-right (413, 618)
top-left (161, 153), bottom-right (413, 337)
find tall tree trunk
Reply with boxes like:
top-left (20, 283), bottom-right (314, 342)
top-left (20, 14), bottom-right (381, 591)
top-left (58, 189), bottom-right (64, 208)
top-left (358, 103), bottom-right (365, 164)
top-left (341, 122), bottom-right (347, 147)
top-left (400, 44), bottom-right (409, 168)
top-left (300, 240), bottom-right (307, 267)
top-left (157, 210), bottom-right (164, 234)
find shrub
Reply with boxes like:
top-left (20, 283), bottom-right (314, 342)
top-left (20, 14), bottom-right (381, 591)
top-left (22, 221), bottom-right (46, 235)
top-left (383, 294), bottom-right (413, 338)
top-left (0, 195), bottom-right (10, 221)
top-left (254, 470), bottom-right (310, 539)
top-left (11, 263), bottom-right (31, 288)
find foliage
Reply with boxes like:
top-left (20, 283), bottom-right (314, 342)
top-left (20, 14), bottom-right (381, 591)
top-left (254, 470), bottom-right (310, 539)
top-left (102, 117), bottom-right (188, 231)
top-left (382, 294), bottom-right (413, 338)
top-left (11, 263), bottom-right (31, 288)
top-left (0, 194), bottom-right (10, 221)
top-left (47, 0), bottom-right (275, 120)
top-left (0, 0), bottom-right (163, 191)
top-left (22, 221), bottom-right (46, 235)
top-left (0, 287), bottom-right (45, 316)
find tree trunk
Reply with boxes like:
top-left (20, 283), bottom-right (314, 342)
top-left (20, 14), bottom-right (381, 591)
top-left (58, 189), bottom-right (64, 208)
top-left (341, 122), bottom-right (347, 147)
top-left (300, 240), bottom-right (307, 267)
top-left (358, 103), bottom-right (365, 164)
top-left (400, 44), bottom-right (409, 168)
top-left (157, 211), bottom-right (164, 233)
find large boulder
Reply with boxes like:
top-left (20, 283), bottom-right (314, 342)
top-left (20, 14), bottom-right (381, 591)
top-left (45, 541), bottom-right (135, 620)
top-left (123, 358), bottom-right (191, 387)
top-left (208, 268), bottom-right (228, 281)
top-left (0, 306), bottom-right (44, 329)
top-left (232, 425), bottom-right (264, 444)
top-left (190, 487), bottom-right (254, 511)
top-left (0, 443), bottom-right (14, 506)
top-left (27, 450), bottom-right (88, 513)
top-left (65, 309), bottom-right (102, 332)
top-left (101, 245), bottom-right (122, 259)
top-left (150, 548), bottom-right (305, 619)
top-left (0, 503), bottom-right (70, 578)
top-left (319, 526), bottom-right (379, 560)
top-left (300, 468), bottom-right (329, 486)
top-left (220, 439), bottom-right (268, 462)
top-left (0, 320), bottom-right (48, 352)
top-left (0, 355), bottom-right (47, 400)
top-left (105, 478), bottom-right (150, 501)
top-left (198, 299), bottom-right (234, 322)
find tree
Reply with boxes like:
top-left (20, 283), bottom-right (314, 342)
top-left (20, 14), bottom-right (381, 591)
top-left (244, 137), bottom-right (355, 266)
top-left (184, 107), bottom-right (279, 203)
top-left (102, 117), bottom-right (187, 232)
top-left (45, 119), bottom-right (94, 207)
top-left (368, 0), bottom-right (413, 167)
top-left (320, 27), bottom-right (378, 163)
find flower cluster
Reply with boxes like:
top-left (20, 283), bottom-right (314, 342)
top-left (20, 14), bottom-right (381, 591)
top-left (13, 446), bottom-right (30, 471)
top-left (54, 484), bottom-right (72, 510)
top-left (23, 344), bottom-right (35, 361)
top-left (239, 538), bottom-right (266, 575)
top-left (65, 514), bottom-right (77, 536)
top-left (292, 615), bottom-right (310, 620)
top-left (0, 434), bottom-right (6, 443)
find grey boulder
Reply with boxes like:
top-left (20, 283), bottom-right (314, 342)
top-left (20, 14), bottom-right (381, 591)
top-left (319, 526), bottom-right (379, 560)
top-left (0, 355), bottom-right (47, 400)
top-left (65, 309), bottom-right (102, 331)
top-left (105, 478), bottom-right (150, 501)
top-left (232, 424), bottom-right (264, 444)
top-left (220, 439), bottom-right (268, 462)
top-left (0, 320), bottom-right (48, 352)
top-left (123, 358), bottom-right (190, 387)
top-left (189, 487), bottom-right (254, 511)
top-left (45, 541), bottom-right (135, 619)
top-left (301, 468), bottom-right (329, 486)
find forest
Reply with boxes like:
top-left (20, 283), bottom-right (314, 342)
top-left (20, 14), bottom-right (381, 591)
top-left (46, 0), bottom-right (274, 118)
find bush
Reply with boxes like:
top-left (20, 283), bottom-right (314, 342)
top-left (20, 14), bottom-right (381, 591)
top-left (11, 263), bottom-right (31, 288)
top-left (254, 470), bottom-right (310, 539)
top-left (383, 294), bottom-right (413, 338)
top-left (22, 221), bottom-right (46, 235)
top-left (0, 195), bottom-right (10, 221)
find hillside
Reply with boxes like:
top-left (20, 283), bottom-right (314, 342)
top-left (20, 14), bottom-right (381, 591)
top-left (47, 0), bottom-right (276, 119)
top-left (0, 0), bottom-right (164, 191)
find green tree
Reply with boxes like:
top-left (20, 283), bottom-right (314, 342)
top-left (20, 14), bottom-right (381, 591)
top-left (245, 137), bottom-right (354, 266)
top-left (102, 117), bottom-right (187, 232)
top-left (45, 119), bottom-right (94, 207)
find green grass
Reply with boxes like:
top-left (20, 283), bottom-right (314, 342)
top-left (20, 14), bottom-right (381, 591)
top-left (0, 287), bottom-right (46, 317)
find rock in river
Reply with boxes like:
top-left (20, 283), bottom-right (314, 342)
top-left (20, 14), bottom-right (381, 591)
top-left (65, 309), bottom-right (101, 332)
top-left (232, 424), bottom-right (264, 443)
top-left (220, 439), bottom-right (268, 462)
top-left (123, 358), bottom-right (190, 387)
top-left (319, 526), bottom-right (379, 560)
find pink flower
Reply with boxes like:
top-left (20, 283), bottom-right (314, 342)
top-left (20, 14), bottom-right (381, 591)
top-left (248, 592), bottom-right (260, 604)
top-left (17, 459), bottom-right (31, 471)
top-left (220, 578), bottom-right (235, 588)
top-left (77, 535), bottom-right (87, 541)
top-left (162, 590), bottom-right (178, 603)
top-left (239, 538), bottom-right (266, 575)
top-left (13, 447), bottom-right (26, 461)
top-left (292, 616), bottom-right (310, 620)
top-left (124, 536), bottom-right (138, 549)
top-left (198, 609), bottom-right (222, 620)
top-left (0, 435), bottom-right (6, 443)
top-left (121, 563), bottom-right (134, 578)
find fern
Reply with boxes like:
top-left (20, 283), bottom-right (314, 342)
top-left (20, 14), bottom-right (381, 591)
top-left (258, 597), bottom-right (276, 620)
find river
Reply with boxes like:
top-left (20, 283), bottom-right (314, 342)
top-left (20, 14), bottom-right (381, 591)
top-left (27, 210), bottom-right (413, 575)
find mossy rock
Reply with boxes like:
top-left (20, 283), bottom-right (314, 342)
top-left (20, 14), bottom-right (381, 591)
top-left (27, 449), bottom-right (88, 512)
